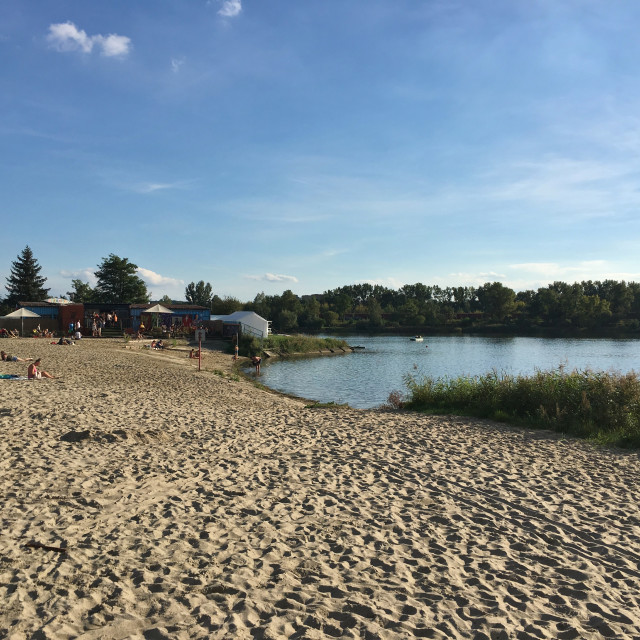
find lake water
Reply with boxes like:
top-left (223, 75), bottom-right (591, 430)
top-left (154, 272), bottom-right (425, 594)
top-left (254, 335), bottom-right (640, 409)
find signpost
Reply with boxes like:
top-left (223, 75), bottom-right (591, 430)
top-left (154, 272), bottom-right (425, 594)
top-left (194, 329), bottom-right (206, 371)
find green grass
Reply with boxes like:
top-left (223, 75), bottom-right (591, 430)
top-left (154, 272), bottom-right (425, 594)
top-left (239, 333), bottom-right (350, 357)
top-left (402, 367), bottom-right (640, 448)
top-left (304, 401), bottom-right (348, 409)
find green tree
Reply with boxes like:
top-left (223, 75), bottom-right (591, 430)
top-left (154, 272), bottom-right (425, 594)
top-left (476, 282), bottom-right (516, 321)
top-left (322, 310), bottom-right (339, 326)
top-left (334, 293), bottom-right (352, 319)
top-left (299, 296), bottom-right (323, 330)
top-left (185, 281), bottom-right (213, 307)
top-left (367, 297), bottom-right (384, 328)
top-left (574, 295), bottom-right (612, 328)
top-left (211, 295), bottom-right (243, 315)
top-left (66, 279), bottom-right (95, 303)
top-left (277, 309), bottom-right (298, 332)
top-left (158, 294), bottom-right (173, 305)
top-left (5, 246), bottom-right (49, 304)
top-left (94, 254), bottom-right (149, 304)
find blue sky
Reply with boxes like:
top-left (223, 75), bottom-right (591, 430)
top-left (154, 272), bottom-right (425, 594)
top-left (2, 0), bottom-right (640, 302)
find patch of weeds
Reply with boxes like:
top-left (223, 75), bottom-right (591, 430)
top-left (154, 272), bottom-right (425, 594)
top-left (305, 401), bottom-right (348, 409)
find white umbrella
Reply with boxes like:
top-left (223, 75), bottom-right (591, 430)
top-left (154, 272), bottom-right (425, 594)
top-left (144, 304), bottom-right (173, 314)
top-left (142, 304), bottom-right (173, 329)
top-left (2, 308), bottom-right (41, 337)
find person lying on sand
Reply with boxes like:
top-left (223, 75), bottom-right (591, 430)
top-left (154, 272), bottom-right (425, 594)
top-left (28, 358), bottom-right (55, 379)
top-left (1, 351), bottom-right (33, 362)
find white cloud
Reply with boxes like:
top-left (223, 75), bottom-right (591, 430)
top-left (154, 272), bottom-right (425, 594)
top-left (60, 268), bottom-right (97, 285)
top-left (97, 34), bottom-right (131, 58)
top-left (137, 268), bottom-right (184, 287)
top-left (361, 277), bottom-right (406, 290)
top-left (131, 180), bottom-right (191, 194)
top-left (246, 273), bottom-right (299, 283)
top-left (47, 22), bottom-right (131, 58)
top-left (171, 57), bottom-right (185, 73)
top-left (509, 261), bottom-right (607, 280)
top-left (218, 0), bottom-right (242, 18)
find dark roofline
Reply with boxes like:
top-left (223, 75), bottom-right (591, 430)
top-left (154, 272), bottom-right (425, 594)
top-left (19, 301), bottom-right (80, 307)
top-left (130, 303), bottom-right (209, 310)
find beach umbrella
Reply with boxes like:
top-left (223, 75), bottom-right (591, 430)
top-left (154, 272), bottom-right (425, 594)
top-left (144, 304), bottom-right (173, 314)
top-left (143, 304), bottom-right (173, 329)
top-left (2, 308), bottom-right (41, 337)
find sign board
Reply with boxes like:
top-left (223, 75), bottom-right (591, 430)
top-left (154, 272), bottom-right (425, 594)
top-left (194, 329), bottom-right (206, 343)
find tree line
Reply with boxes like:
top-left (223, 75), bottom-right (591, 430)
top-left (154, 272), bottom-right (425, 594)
top-left (241, 280), bottom-right (640, 333)
top-left (3, 247), bottom-right (640, 334)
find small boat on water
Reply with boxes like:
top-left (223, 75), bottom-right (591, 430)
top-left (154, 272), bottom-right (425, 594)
top-left (410, 335), bottom-right (424, 342)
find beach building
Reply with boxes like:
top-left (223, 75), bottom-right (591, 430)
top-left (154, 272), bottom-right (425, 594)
top-left (211, 311), bottom-right (270, 339)
top-left (15, 300), bottom-right (83, 335)
top-left (9, 301), bottom-right (210, 335)
top-left (130, 303), bottom-right (210, 331)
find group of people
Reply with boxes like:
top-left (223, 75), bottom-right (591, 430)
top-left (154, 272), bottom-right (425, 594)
top-left (0, 328), bottom-right (20, 338)
top-left (1, 351), bottom-right (54, 379)
top-left (32, 325), bottom-right (54, 338)
top-left (67, 311), bottom-right (120, 339)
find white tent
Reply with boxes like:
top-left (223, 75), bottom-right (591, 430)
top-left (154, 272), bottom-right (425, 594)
top-left (1, 308), bottom-right (41, 337)
top-left (214, 311), bottom-right (269, 339)
top-left (144, 304), bottom-right (174, 314)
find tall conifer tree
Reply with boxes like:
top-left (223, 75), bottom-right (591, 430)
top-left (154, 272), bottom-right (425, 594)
top-left (5, 246), bottom-right (49, 305)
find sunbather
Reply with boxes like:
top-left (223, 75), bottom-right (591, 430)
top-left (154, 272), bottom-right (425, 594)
top-left (28, 358), bottom-right (55, 379)
top-left (1, 351), bottom-right (33, 362)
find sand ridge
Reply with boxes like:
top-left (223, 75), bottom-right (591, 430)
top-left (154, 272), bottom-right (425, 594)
top-left (1, 338), bottom-right (639, 639)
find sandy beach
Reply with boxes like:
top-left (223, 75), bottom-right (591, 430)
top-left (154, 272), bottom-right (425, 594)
top-left (1, 337), bottom-right (639, 640)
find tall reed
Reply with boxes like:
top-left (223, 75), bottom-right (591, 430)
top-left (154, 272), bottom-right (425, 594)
top-left (403, 367), bottom-right (640, 448)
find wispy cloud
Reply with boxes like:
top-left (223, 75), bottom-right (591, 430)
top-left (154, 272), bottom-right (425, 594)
top-left (137, 268), bottom-right (184, 287)
top-left (217, 0), bottom-right (242, 18)
top-left (246, 273), bottom-right (299, 283)
top-left (171, 57), bottom-right (186, 73)
top-left (47, 22), bottom-right (132, 58)
top-left (130, 180), bottom-right (193, 194)
top-left (60, 268), bottom-right (97, 285)
top-left (361, 277), bottom-right (406, 290)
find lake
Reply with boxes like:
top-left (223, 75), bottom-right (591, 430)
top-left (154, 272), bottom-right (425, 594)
top-left (253, 335), bottom-right (640, 409)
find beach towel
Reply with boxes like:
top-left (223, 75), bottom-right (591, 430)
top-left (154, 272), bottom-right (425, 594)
top-left (0, 374), bottom-right (29, 380)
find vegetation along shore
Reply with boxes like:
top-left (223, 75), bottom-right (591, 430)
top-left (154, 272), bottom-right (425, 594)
top-left (398, 367), bottom-right (640, 449)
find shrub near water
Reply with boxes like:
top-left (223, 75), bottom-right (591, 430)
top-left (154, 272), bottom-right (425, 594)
top-left (238, 334), bottom-right (350, 357)
top-left (264, 335), bottom-right (349, 355)
top-left (403, 367), bottom-right (640, 448)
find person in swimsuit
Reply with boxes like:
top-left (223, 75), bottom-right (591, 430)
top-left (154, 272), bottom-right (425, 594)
top-left (28, 358), bottom-right (55, 379)
top-left (1, 351), bottom-right (33, 362)
top-left (251, 355), bottom-right (262, 374)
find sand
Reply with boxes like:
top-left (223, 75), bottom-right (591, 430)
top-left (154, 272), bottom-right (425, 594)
top-left (1, 337), bottom-right (639, 640)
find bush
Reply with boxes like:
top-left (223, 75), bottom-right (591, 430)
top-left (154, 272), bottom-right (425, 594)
top-left (403, 367), bottom-right (640, 448)
top-left (263, 334), bottom-right (349, 355)
top-left (238, 334), bottom-right (261, 357)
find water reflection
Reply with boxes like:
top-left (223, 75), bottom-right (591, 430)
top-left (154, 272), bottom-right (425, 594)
top-left (256, 335), bottom-right (640, 409)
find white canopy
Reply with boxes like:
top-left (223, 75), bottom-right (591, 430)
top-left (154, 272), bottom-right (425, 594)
top-left (143, 304), bottom-right (174, 314)
top-left (1, 308), bottom-right (41, 337)
top-left (2, 308), bottom-right (41, 318)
